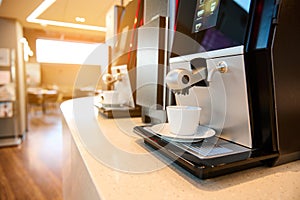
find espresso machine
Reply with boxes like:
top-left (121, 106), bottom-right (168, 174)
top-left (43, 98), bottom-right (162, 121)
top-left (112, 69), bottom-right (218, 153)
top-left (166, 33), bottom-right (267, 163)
top-left (134, 0), bottom-right (300, 179)
top-left (96, 0), bottom-right (144, 118)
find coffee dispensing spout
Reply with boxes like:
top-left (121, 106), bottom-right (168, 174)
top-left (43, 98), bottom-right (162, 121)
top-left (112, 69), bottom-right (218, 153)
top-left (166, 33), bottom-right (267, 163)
top-left (166, 57), bottom-right (208, 95)
top-left (102, 72), bottom-right (123, 86)
top-left (166, 59), bottom-right (228, 95)
top-left (166, 67), bottom-right (207, 95)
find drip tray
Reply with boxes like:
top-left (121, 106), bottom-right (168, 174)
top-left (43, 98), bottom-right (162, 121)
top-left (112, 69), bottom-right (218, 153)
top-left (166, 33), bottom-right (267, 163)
top-left (134, 125), bottom-right (278, 179)
top-left (95, 103), bottom-right (141, 118)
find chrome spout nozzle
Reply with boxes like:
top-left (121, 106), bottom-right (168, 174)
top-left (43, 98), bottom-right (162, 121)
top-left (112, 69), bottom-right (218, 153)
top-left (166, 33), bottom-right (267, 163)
top-left (166, 67), bottom-right (207, 95)
top-left (102, 73), bottom-right (123, 86)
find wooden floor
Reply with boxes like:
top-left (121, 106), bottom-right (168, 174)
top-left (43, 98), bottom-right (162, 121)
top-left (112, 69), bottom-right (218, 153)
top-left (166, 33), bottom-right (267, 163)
top-left (0, 109), bottom-right (63, 200)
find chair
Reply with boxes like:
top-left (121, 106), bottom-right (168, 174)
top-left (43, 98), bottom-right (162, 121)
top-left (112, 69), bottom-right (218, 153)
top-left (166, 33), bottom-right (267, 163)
top-left (43, 91), bottom-right (64, 113)
top-left (27, 92), bottom-right (44, 114)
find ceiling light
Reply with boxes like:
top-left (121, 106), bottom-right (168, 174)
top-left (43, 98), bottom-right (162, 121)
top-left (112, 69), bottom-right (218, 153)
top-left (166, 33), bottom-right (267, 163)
top-left (26, 0), bottom-right (106, 32)
top-left (75, 17), bottom-right (86, 23)
top-left (27, 0), bottom-right (56, 21)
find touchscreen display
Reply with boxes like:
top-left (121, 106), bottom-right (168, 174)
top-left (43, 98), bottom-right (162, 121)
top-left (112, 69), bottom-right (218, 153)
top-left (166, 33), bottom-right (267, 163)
top-left (172, 0), bottom-right (251, 56)
top-left (192, 0), bottom-right (220, 33)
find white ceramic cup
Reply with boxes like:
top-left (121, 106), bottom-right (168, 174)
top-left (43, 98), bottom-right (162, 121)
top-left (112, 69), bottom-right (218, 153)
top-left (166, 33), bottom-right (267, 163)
top-left (100, 90), bottom-right (120, 105)
top-left (167, 106), bottom-right (202, 135)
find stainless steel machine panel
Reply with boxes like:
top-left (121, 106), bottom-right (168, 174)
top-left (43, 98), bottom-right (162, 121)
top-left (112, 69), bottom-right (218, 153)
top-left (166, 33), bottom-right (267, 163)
top-left (170, 46), bottom-right (252, 148)
top-left (136, 16), bottom-right (168, 123)
top-left (144, 0), bottom-right (168, 24)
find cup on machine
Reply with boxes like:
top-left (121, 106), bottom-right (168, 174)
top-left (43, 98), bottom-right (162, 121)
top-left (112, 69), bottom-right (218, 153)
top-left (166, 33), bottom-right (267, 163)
top-left (166, 106), bottom-right (202, 135)
top-left (100, 90), bottom-right (121, 105)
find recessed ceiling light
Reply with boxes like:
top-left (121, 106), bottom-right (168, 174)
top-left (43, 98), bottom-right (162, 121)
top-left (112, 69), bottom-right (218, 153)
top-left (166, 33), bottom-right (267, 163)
top-left (26, 0), bottom-right (106, 32)
top-left (75, 17), bottom-right (86, 23)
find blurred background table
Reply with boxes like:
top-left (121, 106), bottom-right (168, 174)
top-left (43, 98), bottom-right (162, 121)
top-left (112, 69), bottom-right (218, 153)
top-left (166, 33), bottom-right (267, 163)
top-left (27, 87), bottom-right (62, 114)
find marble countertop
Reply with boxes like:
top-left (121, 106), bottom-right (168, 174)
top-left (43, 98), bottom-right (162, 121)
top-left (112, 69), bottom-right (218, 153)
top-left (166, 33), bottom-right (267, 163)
top-left (61, 97), bottom-right (300, 200)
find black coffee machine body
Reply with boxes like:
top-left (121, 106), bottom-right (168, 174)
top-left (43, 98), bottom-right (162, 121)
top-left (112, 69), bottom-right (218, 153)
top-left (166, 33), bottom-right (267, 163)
top-left (134, 0), bottom-right (300, 179)
top-left (245, 0), bottom-right (300, 166)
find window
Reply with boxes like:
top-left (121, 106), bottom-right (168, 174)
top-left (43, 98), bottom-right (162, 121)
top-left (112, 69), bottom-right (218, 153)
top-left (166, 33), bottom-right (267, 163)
top-left (36, 39), bottom-right (108, 66)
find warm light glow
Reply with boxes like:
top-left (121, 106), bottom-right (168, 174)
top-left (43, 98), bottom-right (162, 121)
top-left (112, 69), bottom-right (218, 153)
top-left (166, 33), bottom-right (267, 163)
top-left (36, 39), bottom-right (108, 65)
top-left (26, 0), bottom-right (106, 32)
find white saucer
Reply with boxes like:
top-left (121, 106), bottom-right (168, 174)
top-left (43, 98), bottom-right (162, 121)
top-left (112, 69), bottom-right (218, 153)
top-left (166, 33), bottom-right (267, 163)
top-left (95, 101), bottom-right (123, 108)
top-left (145, 123), bottom-right (215, 143)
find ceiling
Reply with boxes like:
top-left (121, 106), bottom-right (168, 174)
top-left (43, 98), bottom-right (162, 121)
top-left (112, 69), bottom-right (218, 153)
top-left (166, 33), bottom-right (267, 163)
top-left (0, 0), bottom-right (127, 39)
